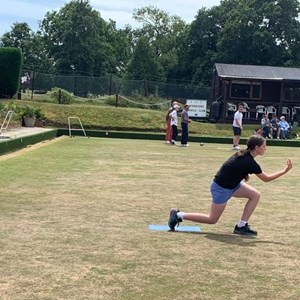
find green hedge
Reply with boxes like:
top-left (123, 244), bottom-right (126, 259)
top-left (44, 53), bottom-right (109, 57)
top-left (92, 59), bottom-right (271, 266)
top-left (0, 47), bottom-right (22, 98)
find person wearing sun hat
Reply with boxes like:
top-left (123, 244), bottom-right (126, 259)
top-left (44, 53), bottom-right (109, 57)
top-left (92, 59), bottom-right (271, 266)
top-left (165, 100), bottom-right (178, 144)
top-left (278, 116), bottom-right (289, 139)
top-left (169, 103), bottom-right (180, 145)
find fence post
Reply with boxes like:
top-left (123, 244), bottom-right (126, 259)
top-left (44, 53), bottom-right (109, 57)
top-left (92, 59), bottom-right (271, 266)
top-left (73, 72), bottom-right (77, 95)
top-left (31, 68), bottom-right (35, 100)
top-left (144, 79), bottom-right (148, 97)
top-left (115, 93), bottom-right (119, 108)
top-left (58, 89), bottom-right (62, 104)
top-left (109, 74), bottom-right (113, 96)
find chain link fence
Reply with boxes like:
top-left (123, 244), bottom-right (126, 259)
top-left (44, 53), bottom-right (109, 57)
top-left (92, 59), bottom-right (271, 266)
top-left (22, 71), bottom-right (211, 101)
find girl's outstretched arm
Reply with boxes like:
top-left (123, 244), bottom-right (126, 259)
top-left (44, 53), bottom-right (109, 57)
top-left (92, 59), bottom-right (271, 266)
top-left (256, 159), bottom-right (292, 182)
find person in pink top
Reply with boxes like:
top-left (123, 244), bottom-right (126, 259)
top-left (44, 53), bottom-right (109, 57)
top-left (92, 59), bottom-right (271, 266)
top-left (165, 101), bottom-right (178, 144)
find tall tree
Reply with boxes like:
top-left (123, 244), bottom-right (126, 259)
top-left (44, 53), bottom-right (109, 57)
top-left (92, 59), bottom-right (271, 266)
top-left (187, 6), bottom-right (223, 85)
top-left (105, 20), bottom-right (131, 76)
top-left (187, 0), bottom-right (300, 85)
top-left (1, 23), bottom-right (53, 72)
top-left (132, 6), bottom-right (188, 79)
top-left (125, 37), bottom-right (165, 81)
top-left (215, 0), bottom-right (300, 66)
top-left (1, 23), bottom-right (32, 53)
top-left (40, 0), bottom-right (116, 76)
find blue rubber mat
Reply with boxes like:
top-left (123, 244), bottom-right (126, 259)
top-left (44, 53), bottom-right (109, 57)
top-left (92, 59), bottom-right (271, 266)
top-left (148, 224), bottom-right (201, 232)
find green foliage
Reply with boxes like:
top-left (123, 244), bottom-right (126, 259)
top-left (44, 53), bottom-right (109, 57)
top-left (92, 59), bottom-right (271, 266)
top-left (49, 88), bottom-right (73, 104)
top-left (0, 101), bottom-right (21, 119)
top-left (21, 105), bottom-right (45, 119)
top-left (21, 105), bottom-right (37, 117)
top-left (132, 5), bottom-right (189, 78)
top-left (126, 37), bottom-right (165, 82)
top-left (1, 22), bottom-right (55, 73)
top-left (0, 23), bottom-right (32, 64)
top-left (187, 0), bottom-right (300, 85)
top-left (40, 0), bottom-right (121, 77)
top-left (0, 47), bottom-right (22, 98)
top-left (2, 1), bottom-right (300, 87)
top-left (35, 108), bottom-right (46, 120)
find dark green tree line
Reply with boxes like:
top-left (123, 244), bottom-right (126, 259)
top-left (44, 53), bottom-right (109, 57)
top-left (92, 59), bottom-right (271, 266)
top-left (186, 0), bottom-right (300, 84)
top-left (1, 0), bottom-right (300, 88)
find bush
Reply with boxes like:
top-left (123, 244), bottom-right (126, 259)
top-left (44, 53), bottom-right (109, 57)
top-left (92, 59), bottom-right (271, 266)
top-left (22, 105), bottom-right (37, 117)
top-left (49, 88), bottom-right (73, 104)
top-left (0, 48), bottom-right (22, 98)
top-left (35, 108), bottom-right (46, 120)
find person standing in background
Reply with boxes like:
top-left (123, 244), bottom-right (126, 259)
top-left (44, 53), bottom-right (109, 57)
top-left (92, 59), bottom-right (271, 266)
top-left (21, 72), bottom-right (31, 94)
top-left (165, 101), bottom-right (178, 144)
top-left (232, 104), bottom-right (244, 150)
top-left (180, 104), bottom-right (191, 147)
top-left (169, 104), bottom-right (180, 145)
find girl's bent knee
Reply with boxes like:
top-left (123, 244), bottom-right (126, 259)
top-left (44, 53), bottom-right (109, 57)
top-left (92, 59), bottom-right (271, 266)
top-left (254, 191), bottom-right (261, 200)
top-left (250, 190), bottom-right (260, 202)
top-left (208, 217), bottom-right (219, 224)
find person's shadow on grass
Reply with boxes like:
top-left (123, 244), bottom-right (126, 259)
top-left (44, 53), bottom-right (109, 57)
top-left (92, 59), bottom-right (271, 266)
top-left (173, 231), bottom-right (286, 247)
top-left (202, 232), bottom-right (286, 247)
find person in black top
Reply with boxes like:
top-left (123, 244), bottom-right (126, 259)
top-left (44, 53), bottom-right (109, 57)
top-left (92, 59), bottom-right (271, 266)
top-left (168, 135), bottom-right (292, 235)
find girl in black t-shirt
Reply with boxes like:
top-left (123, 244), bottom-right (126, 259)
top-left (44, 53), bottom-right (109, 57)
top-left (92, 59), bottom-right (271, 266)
top-left (168, 135), bottom-right (292, 235)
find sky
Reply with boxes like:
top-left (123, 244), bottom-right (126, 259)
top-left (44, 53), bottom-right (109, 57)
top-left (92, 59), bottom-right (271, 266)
top-left (0, 0), bottom-right (221, 36)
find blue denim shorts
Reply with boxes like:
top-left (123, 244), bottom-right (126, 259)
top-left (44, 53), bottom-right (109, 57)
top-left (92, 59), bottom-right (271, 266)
top-left (210, 181), bottom-right (242, 204)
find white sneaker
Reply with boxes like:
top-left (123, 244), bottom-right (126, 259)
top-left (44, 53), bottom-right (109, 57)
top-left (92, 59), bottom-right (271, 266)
top-left (165, 141), bottom-right (171, 144)
top-left (233, 145), bottom-right (240, 150)
top-left (186, 144), bottom-right (190, 147)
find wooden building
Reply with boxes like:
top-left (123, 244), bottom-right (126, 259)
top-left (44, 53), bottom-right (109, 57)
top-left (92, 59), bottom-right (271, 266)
top-left (211, 63), bottom-right (300, 123)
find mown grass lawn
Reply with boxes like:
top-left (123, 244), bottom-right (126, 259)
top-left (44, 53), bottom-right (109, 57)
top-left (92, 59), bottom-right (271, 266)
top-left (0, 137), bottom-right (299, 299)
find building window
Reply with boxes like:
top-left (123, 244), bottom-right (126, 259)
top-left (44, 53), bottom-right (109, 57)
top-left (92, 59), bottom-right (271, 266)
top-left (230, 81), bottom-right (261, 99)
top-left (284, 87), bottom-right (292, 100)
top-left (252, 83), bottom-right (261, 98)
top-left (294, 88), bottom-right (300, 100)
top-left (283, 86), bottom-right (300, 101)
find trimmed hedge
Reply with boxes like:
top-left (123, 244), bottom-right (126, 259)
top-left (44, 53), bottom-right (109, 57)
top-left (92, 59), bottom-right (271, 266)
top-left (0, 47), bottom-right (22, 98)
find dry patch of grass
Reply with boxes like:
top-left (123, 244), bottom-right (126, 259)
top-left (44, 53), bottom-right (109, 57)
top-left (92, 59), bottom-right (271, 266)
top-left (0, 138), bottom-right (299, 299)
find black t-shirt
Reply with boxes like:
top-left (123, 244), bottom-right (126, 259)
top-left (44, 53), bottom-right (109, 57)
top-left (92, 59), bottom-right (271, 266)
top-left (214, 152), bottom-right (262, 189)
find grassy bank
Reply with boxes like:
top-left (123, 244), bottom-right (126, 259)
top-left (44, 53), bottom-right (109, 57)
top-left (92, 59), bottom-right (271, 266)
top-left (1, 99), bottom-right (299, 138)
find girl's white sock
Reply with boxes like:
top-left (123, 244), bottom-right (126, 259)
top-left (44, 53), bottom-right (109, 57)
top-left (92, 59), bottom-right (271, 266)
top-left (237, 220), bottom-right (247, 228)
top-left (177, 211), bottom-right (185, 220)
